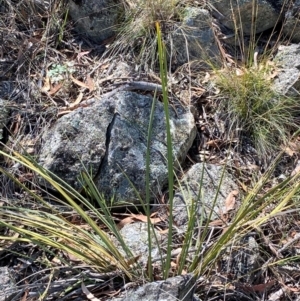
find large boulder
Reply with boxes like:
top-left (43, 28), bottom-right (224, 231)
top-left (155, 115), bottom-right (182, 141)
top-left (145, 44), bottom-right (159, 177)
top-left (273, 44), bottom-right (300, 96)
top-left (169, 8), bottom-right (221, 68)
top-left (173, 163), bottom-right (238, 229)
top-left (211, 0), bottom-right (300, 42)
top-left (210, 0), bottom-right (281, 35)
top-left (282, 0), bottom-right (300, 42)
top-left (38, 91), bottom-right (196, 205)
top-left (68, 0), bottom-right (124, 44)
top-left (220, 234), bottom-right (261, 284)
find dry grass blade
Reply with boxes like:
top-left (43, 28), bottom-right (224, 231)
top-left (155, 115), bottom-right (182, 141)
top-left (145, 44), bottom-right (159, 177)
top-left (0, 148), bottom-right (137, 280)
top-left (0, 208), bottom-right (121, 270)
top-left (195, 151), bottom-right (300, 276)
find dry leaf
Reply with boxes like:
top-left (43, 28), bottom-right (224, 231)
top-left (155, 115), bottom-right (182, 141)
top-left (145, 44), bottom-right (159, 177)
top-left (58, 110), bottom-right (72, 117)
top-left (251, 281), bottom-right (276, 292)
top-left (291, 163), bottom-right (300, 177)
top-left (100, 63), bottom-right (110, 70)
top-left (235, 68), bottom-right (244, 76)
top-left (51, 256), bottom-right (61, 265)
top-left (72, 92), bottom-right (84, 107)
top-left (279, 280), bottom-right (300, 292)
top-left (237, 179), bottom-right (248, 192)
top-left (236, 280), bottom-right (276, 293)
top-left (41, 76), bottom-right (51, 93)
top-left (63, 251), bottom-right (82, 263)
top-left (202, 72), bottom-right (211, 83)
top-left (281, 140), bottom-right (300, 156)
top-left (281, 144), bottom-right (296, 157)
top-left (206, 139), bottom-right (222, 148)
top-left (117, 213), bottom-right (162, 229)
top-left (117, 216), bottom-right (134, 229)
top-left (86, 75), bottom-right (95, 92)
top-left (20, 290), bottom-right (29, 301)
top-left (225, 190), bottom-right (238, 212)
top-left (48, 83), bottom-right (62, 95)
top-left (77, 50), bottom-right (90, 62)
top-left (209, 219), bottom-right (224, 226)
top-left (131, 213), bottom-right (162, 224)
top-left (170, 261), bottom-right (177, 268)
top-left (70, 74), bottom-right (90, 89)
top-left (175, 247), bottom-right (182, 266)
top-left (10, 113), bottom-right (21, 135)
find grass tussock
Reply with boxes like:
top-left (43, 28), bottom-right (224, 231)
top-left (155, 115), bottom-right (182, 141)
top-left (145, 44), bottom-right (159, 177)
top-left (214, 61), bottom-right (300, 157)
top-left (110, 0), bottom-right (183, 68)
top-left (1, 143), bottom-right (300, 299)
top-left (0, 149), bottom-right (138, 279)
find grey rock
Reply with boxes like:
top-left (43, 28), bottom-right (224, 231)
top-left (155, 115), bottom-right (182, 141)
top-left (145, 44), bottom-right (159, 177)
top-left (173, 163), bottom-right (238, 229)
top-left (38, 91), bottom-right (196, 205)
top-left (282, 0), bottom-right (300, 42)
top-left (116, 222), bottom-right (162, 267)
top-left (220, 234), bottom-right (261, 284)
top-left (109, 274), bottom-right (196, 301)
top-left (0, 267), bottom-right (15, 301)
top-left (211, 0), bottom-right (280, 35)
top-left (68, 0), bottom-right (124, 44)
top-left (273, 44), bottom-right (300, 96)
top-left (170, 8), bottom-right (221, 68)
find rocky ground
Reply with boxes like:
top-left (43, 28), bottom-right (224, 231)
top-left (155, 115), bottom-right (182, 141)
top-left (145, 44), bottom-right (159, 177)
top-left (1, 0), bottom-right (300, 300)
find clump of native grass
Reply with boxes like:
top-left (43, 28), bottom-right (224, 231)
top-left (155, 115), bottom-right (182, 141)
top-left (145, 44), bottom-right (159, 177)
top-left (1, 140), bottom-right (300, 298)
top-left (0, 150), bottom-right (137, 278)
top-left (213, 62), bottom-right (300, 158)
top-left (194, 157), bottom-right (300, 301)
top-left (210, 0), bottom-right (300, 159)
top-left (110, 0), bottom-right (182, 69)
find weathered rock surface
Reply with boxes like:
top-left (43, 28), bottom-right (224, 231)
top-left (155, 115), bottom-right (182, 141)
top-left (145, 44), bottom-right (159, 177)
top-left (282, 0), bottom-right (300, 42)
top-left (211, 0), bottom-right (300, 43)
top-left (273, 44), bottom-right (300, 96)
top-left (0, 267), bottom-right (15, 301)
top-left (211, 0), bottom-right (281, 35)
top-left (115, 222), bottom-right (162, 267)
top-left (220, 234), bottom-right (261, 284)
top-left (170, 8), bottom-right (221, 68)
top-left (173, 163), bottom-right (238, 229)
top-left (38, 91), bottom-right (196, 205)
top-left (68, 0), bottom-right (123, 44)
top-left (108, 274), bottom-right (196, 301)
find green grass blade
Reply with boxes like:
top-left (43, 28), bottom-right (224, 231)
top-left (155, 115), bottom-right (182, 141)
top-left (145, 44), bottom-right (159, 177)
top-left (156, 21), bottom-right (174, 279)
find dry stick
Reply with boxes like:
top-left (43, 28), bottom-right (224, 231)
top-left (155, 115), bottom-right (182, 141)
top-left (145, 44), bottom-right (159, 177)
top-left (111, 81), bottom-right (163, 93)
top-left (60, 81), bottom-right (163, 112)
top-left (277, 233), bottom-right (300, 256)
